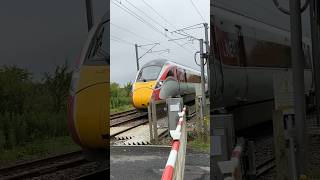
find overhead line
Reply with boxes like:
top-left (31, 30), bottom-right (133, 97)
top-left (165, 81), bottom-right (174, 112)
top-left (110, 35), bottom-right (135, 45)
top-left (189, 0), bottom-right (206, 22)
top-left (111, 23), bottom-right (155, 43)
top-left (111, 39), bottom-right (133, 46)
top-left (112, 0), bottom-right (195, 54)
top-left (141, 0), bottom-right (178, 30)
top-left (125, 0), bottom-right (168, 31)
top-left (112, 0), bottom-right (165, 36)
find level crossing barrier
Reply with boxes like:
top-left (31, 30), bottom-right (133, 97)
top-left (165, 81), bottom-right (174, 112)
top-left (217, 138), bottom-right (245, 180)
top-left (161, 107), bottom-right (187, 180)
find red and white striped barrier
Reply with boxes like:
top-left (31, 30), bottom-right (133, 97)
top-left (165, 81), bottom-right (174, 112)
top-left (217, 140), bottom-right (244, 180)
top-left (161, 107), bottom-right (187, 180)
top-left (169, 107), bottom-right (186, 140)
top-left (161, 141), bottom-right (180, 180)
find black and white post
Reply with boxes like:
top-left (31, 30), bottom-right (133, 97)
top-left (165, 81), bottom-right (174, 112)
top-left (135, 44), bottom-right (139, 71)
top-left (199, 39), bottom-right (206, 118)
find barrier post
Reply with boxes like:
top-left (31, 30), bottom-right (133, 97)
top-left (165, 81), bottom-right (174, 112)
top-left (152, 100), bottom-right (158, 143)
top-left (148, 103), bottom-right (154, 142)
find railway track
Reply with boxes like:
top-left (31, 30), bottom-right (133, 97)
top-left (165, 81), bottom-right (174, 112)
top-left (110, 111), bottom-right (148, 127)
top-left (110, 109), bottom-right (137, 119)
top-left (73, 168), bottom-right (109, 179)
top-left (0, 151), bottom-right (88, 180)
top-left (110, 109), bottom-right (149, 139)
top-left (237, 121), bottom-right (276, 179)
top-left (110, 109), bottom-right (167, 145)
top-left (256, 158), bottom-right (276, 177)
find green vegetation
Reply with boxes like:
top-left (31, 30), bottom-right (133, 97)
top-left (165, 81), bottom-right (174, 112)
top-left (110, 82), bottom-right (134, 113)
top-left (187, 115), bottom-right (210, 153)
top-left (0, 63), bottom-right (78, 164)
top-left (188, 138), bottom-right (210, 153)
top-left (0, 136), bottom-right (80, 166)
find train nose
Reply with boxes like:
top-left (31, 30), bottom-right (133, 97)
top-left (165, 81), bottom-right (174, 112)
top-left (74, 83), bottom-right (108, 149)
top-left (132, 82), bottom-right (156, 108)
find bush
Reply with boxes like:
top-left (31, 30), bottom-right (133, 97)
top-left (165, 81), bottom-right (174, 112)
top-left (110, 82), bottom-right (132, 110)
top-left (0, 64), bottom-right (71, 150)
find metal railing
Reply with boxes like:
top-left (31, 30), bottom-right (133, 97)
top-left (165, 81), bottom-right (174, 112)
top-left (148, 99), bottom-right (167, 143)
top-left (161, 107), bottom-right (187, 180)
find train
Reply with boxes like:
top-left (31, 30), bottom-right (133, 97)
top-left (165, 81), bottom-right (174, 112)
top-left (67, 11), bottom-right (109, 158)
top-left (131, 59), bottom-right (204, 109)
top-left (210, 6), bottom-right (313, 130)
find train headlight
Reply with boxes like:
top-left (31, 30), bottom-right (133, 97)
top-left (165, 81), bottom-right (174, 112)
top-left (155, 80), bottom-right (163, 89)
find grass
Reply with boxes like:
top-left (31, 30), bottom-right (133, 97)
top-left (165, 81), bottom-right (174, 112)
top-left (187, 114), bottom-right (210, 153)
top-left (188, 138), bottom-right (210, 153)
top-left (0, 136), bottom-right (80, 167)
top-left (111, 104), bottom-right (134, 113)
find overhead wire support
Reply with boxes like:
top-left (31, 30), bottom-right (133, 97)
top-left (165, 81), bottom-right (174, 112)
top-left (170, 23), bottom-right (204, 33)
top-left (135, 42), bottom-right (171, 71)
top-left (168, 37), bottom-right (194, 41)
top-left (148, 49), bottom-right (170, 54)
top-left (137, 42), bottom-right (160, 47)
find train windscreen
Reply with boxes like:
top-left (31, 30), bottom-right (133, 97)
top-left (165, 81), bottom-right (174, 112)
top-left (85, 21), bottom-right (109, 65)
top-left (136, 65), bottom-right (162, 82)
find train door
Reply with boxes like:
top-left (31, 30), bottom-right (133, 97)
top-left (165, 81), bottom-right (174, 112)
top-left (177, 67), bottom-right (185, 94)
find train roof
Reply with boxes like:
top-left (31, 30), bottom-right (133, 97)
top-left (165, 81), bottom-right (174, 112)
top-left (211, 4), bottom-right (311, 45)
top-left (141, 59), bottom-right (167, 68)
top-left (141, 59), bottom-right (201, 74)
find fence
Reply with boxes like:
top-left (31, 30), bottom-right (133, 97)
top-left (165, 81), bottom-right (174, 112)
top-left (148, 99), bottom-right (167, 143)
top-left (161, 107), bottom-right (187, 180)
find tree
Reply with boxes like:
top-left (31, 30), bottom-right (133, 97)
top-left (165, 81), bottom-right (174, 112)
top-left (0, 66), bottom-right (32, 148)
top-left (43, 61), bottom-right (72, 112)
top-left (123, 82), bottom-right (132, 96)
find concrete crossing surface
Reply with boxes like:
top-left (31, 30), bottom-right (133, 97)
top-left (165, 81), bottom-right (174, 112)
top-left (110, 146), bottom-right (210, 179)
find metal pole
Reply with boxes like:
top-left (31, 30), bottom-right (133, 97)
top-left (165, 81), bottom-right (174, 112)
top-left (289, 0), bottom-right (306, 176)
top-left (310, 0), bottom-right (320, 116)
top-left (204, 23), bottom-right (210, 98)
top-left (135, 44), bottom-right (140, 71)
top-left (286, 115), bottom-right (298, 180)
top-left (85, 0), bottom-right (94, 31)
top-left (199, 39), bottom-right (206, 117)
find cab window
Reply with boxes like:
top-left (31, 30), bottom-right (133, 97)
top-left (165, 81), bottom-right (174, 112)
top-left (167, 67), bottom-right (175, 78)
top-left (136, 65), bottom-right (162, 82)
top-left (85, 20), bottom-right (109, 65)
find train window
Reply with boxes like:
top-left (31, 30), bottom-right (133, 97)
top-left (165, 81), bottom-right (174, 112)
top-left (136, 65), bottom-right (162, 82)
top-left (177, 68), bottom-right (185, 82)
top-left (186, 71), bottom-right (201, 83)
top-left (243, 36), bottom-right (291, 68)
top-left (85, 21), bottom-right (109, 65)
top-left (167, 67), bottom-right (174, 78)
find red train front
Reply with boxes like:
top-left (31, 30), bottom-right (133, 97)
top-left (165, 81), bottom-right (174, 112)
top-left (131, 59), bottom-right (201, 109)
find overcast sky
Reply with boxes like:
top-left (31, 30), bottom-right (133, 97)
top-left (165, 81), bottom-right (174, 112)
top-left (110, 0), bottom-right (210, 85)
top-left (0, 0), bottom-right (107, 80)
top-left (1, 1), bottom-right (311, 83)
